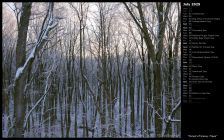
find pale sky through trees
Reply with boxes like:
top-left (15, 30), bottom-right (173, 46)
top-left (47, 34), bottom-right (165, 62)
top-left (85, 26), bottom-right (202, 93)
top-left (3, 2), bottom-right (180, 56)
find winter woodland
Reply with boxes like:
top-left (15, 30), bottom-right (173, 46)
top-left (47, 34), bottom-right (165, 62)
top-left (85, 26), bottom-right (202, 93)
top-left (2, 2), bottom-right (181, 138)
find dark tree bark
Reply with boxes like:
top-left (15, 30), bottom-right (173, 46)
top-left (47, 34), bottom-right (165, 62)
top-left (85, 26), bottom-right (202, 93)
top-left (13, 2), bottom-right (32, 137)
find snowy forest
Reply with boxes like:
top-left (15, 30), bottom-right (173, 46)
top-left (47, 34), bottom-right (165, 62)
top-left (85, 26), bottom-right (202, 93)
top-left (2, 2), bottom-right (181, 138)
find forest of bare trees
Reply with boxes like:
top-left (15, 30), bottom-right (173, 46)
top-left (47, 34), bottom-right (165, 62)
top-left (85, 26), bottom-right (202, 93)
top-left (2, 2), bottom-right (181, 138)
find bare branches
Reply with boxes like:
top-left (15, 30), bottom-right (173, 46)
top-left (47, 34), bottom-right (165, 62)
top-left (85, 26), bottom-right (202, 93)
top-left (5, 2), bottom-right (22, 26)
top-left (23, 58), bottom-right (57, 129)
top-left (124, 2), bottom-right (156, 62)
top-left (123, 2), bottom-right (143, 32)
top-left (14, 2), bottom-right (59, 83)
top-left (166, 100), bottom-right (181, 123)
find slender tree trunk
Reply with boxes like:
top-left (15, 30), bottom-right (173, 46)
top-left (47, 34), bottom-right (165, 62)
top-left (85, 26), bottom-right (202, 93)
top-left (128, 58), bottom-right (135, 136)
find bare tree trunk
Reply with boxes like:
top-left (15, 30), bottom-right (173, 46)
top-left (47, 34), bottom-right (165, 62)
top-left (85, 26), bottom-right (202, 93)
top-left (13, 3), bottom-right (32, 137)
top-left (154, 3), bottom-right (170, 137)
top-left (128, 57), bottom-right (135, 136)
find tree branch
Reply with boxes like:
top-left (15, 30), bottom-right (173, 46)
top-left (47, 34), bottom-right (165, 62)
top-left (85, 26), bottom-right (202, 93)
top-left (123, 2), bottom-right (143, 32)
top-left (14, 2), bottom-right (59, 83)
top-left (163, 100), bottom-right (181, 136)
